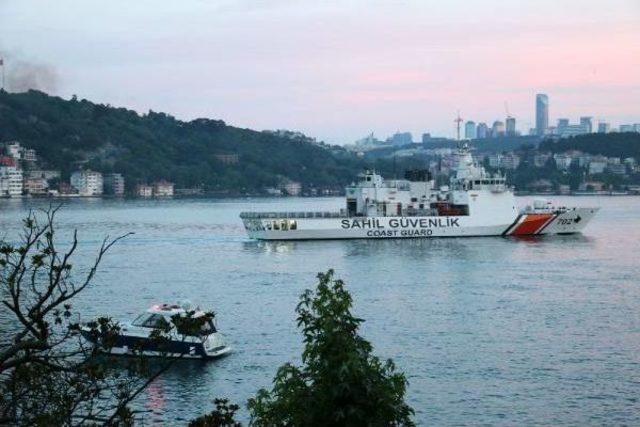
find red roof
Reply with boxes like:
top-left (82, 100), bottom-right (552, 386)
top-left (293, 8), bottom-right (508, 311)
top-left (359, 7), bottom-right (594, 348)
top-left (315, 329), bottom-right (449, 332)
top-left (0, 156), bottom-right (15, 166)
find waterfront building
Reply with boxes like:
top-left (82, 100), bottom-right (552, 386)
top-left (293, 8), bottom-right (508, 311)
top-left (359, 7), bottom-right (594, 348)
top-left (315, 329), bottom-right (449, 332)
top-left (70, 170), bottom-right (103, 196)
top-left (464, 121), bottom-right (476, 140)
top-left (535, 94), bottom-right (549, 136)
top-left (580, 117), bottom-right (593, 133)
top-left (476, 122), bottom-right (489, 139)
top-left (491, 121), bottom-right (505, 137)
top-left (104, 173), bottom-right (125, 196)
top-left (135, 184), bottom-right (153, 197)
top-left (506, 117), bottom-right (516, 136)
top-left (619, 124), bottom-right (634, 132)
top-left (634, 124), bottom-right (640, 133)
top-left (153, 180), bottom-right (174, 197)
top-left (421, 133), bottom-right (431, 143)
top-left (0, 166), bottom-right (23, 196)
top-left (23, 177), bottom-right (48, 195)
top-left (283, 181), bottom-right (302, 196)
top-left (598, 122), bottom-right (610, 133)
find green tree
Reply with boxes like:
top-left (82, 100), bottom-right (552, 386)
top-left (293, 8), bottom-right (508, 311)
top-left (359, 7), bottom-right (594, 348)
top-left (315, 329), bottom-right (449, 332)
top-left (0, 207), bottom-right (183, 425)
top-left (247, 270), bottom-right (414, 426)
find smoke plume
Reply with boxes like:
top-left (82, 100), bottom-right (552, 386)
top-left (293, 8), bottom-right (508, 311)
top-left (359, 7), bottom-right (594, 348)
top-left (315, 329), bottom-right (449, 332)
top-left (0, 52), bottom-right (59, 93)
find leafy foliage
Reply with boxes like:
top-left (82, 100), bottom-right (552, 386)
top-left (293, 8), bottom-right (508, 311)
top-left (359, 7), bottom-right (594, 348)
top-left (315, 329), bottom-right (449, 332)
top-left (189, 399), bottom-right (242, 427)
top-left (539, 132), bottom-right (640, 158)
top-left (0, 207), bottom-right (172, 426)
top-left (247, 270), bottom-right (414, 426)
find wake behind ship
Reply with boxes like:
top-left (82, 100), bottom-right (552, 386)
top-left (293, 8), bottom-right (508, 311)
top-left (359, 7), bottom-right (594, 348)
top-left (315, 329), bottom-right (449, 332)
top-left (240, 145), bottom-right (598, 240)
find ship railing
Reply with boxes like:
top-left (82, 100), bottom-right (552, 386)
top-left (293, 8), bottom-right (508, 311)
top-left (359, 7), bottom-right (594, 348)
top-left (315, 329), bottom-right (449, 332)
top-left (240, 211), bottom-right (346, 219)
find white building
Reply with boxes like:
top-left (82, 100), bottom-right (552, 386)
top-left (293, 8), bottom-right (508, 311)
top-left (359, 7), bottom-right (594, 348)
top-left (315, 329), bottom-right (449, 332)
top-left (70, 170), bottom-right (103, 196)
top-left (135, 184), bottom-right (153, 197)
top-left (0, 166), bottom-right (23, 196)
top-left (283, 181), bottom-right (302, 196)
top-left (153, 180), bottom-right (174, 197)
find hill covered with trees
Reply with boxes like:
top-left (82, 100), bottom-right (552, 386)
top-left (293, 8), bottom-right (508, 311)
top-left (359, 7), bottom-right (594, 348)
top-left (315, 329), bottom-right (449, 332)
top-left (0, 90), bottom-right (391, 195)
top-left (539, 132), bottom-right (640, 158)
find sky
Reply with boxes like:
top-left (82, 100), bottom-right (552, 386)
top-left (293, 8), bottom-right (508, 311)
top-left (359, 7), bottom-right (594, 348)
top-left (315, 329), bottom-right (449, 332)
top-left (1, 0), bottom-right (639, 144)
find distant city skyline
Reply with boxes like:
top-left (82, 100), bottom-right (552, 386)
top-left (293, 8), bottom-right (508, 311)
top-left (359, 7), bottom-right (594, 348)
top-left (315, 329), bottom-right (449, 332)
top-left (0, 0), bottom-right (638, 144)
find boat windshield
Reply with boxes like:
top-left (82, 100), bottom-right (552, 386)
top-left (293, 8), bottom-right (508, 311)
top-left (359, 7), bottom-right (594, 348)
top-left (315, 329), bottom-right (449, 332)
top-left (132, 313), bottom-right (170, 329)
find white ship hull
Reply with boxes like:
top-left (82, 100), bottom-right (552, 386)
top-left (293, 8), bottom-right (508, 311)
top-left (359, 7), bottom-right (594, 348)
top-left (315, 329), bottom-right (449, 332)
top-left (242, 207), bottom-right (598, 241)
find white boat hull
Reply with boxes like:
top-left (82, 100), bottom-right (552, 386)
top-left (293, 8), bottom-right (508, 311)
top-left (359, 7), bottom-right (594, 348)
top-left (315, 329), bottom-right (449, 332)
top-left (242, 207), bottom-right (598, 241)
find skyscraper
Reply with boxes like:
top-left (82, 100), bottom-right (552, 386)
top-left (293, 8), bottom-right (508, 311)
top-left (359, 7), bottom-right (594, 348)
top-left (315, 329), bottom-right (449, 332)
top-left (580, 117), bottom-right (593, 133)
top-left (476, 122), bottom-right (489, 139)
top-left (597, 122), bottom-right (610, 133)
top-left (492, 121), bottom-right (505, 137)
top-left (506, 116), bottom-right (516, 136)
top-left (464, 121), bottom-right (476, 139)
top-left (535, 94), bottom-right (549, 136)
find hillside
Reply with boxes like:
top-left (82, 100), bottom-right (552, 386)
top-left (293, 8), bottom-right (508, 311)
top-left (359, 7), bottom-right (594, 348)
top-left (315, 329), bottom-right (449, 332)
top-left (0, 90), bottom-right (379, 194)
top-left (539, 132), bottom-right (640, 158)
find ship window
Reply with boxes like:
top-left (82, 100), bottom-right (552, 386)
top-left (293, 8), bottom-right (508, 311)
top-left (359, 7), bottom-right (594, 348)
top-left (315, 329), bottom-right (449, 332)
top-left (411, 197), bottom-right (417, 202)
top-left (281, 220), bottom-right (288, 231)
top-left (475, 180), bottom-right (480, 185)
top-left (266, 222), bottom-right (272, 230)
top-left (289, 220), bottom-right (297, 230)
top-left (273, 221), bottom-right (280, 230)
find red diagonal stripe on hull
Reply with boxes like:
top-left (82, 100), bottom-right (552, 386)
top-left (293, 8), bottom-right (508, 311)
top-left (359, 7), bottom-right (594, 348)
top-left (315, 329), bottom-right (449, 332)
top-left (510, 214), bottom-right (553, 236)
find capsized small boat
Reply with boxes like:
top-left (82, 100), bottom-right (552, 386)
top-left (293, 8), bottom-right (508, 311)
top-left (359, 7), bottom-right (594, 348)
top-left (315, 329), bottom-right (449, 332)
top-left (81, 301), bottom-right (231, 359)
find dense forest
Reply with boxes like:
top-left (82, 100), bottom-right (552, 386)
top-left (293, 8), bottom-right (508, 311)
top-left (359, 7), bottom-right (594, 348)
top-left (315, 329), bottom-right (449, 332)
top-left (0, 90), bottom-right (402, 194)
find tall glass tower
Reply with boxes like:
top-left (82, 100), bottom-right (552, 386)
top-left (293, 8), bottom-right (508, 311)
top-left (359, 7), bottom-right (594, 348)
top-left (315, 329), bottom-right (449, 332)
top-left (536, 94), bottom-right (549, 136)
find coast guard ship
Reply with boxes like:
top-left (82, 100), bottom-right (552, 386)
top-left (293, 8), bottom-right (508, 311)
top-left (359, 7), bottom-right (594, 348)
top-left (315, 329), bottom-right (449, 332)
top-left (240, 145), bottom-right (598, 240)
